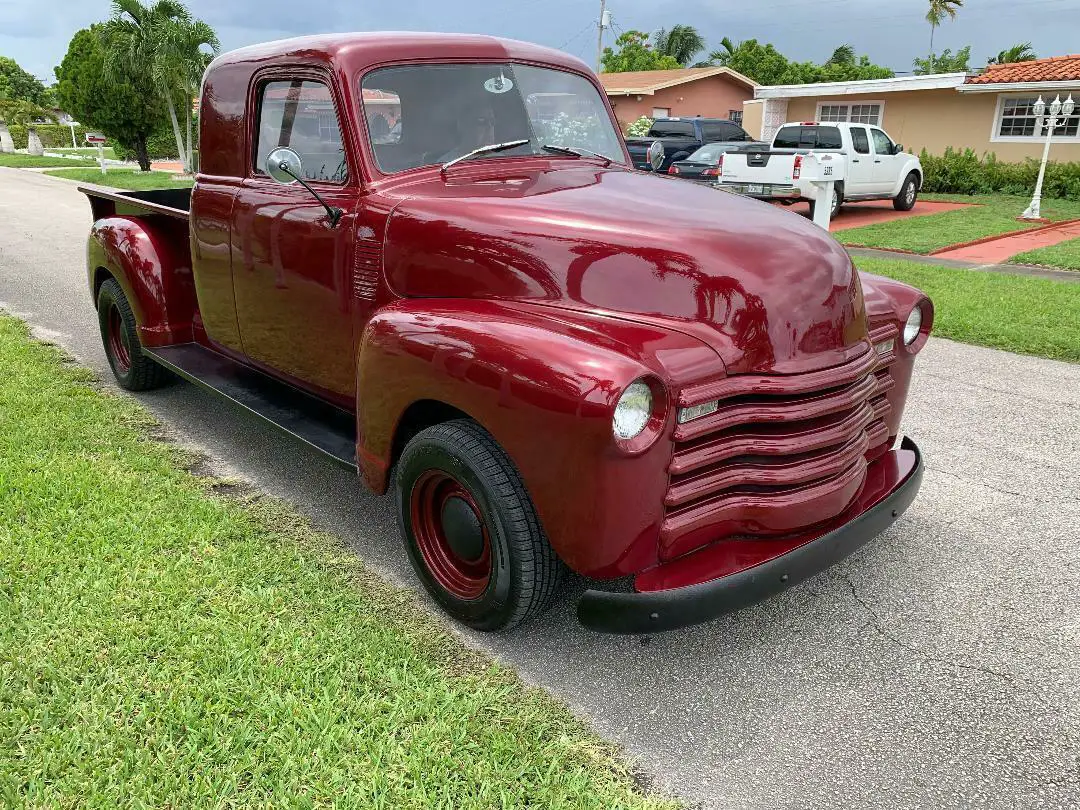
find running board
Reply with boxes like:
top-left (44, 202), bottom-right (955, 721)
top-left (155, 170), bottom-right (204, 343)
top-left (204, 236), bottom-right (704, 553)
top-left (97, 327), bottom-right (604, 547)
top-left (144, 344), bottom-right (357, 470)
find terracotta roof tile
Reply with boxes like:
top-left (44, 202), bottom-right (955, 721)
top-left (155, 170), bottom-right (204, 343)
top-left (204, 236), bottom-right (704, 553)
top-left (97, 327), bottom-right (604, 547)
top-left (965, 54), bottom-right (1080, 84)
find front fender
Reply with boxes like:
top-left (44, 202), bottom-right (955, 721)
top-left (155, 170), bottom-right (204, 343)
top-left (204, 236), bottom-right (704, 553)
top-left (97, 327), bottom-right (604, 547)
top-left (356, 298), bottom-right (719, 578)
top-left (87, 216), bottom-right (196, 347)
top-left (891, 158), bottom-right (923, 196)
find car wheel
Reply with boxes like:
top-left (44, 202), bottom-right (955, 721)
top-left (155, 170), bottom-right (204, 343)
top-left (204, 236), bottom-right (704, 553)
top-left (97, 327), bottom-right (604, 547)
top-left (96, 278), bottom-right (170, 391)
top-left (894, 173), bottom-right (919, 211)
top-left (395, 419), bottom-right (565, 631)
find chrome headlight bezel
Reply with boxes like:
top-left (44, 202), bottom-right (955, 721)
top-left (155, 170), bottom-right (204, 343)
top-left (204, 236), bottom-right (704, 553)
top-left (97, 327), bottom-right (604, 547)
top-left (613, 380), bottom-right (653, 440)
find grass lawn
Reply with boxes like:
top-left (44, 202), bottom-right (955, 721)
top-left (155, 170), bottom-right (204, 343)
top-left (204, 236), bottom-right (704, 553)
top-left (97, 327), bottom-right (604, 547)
top-left (0, 153), bottom-right (96, 168)
top-left (43, 167), bottom-right (194, 190)
top-left (840, 194), bottom-right (1080, 254)
top-left (49, 146), bottom-right (119, 160)
top-left (855, 257), bottom-right (1080, 361)
top-left (1010, 237), bottom-right (1080, 271)
top-left (0, 316), bottom-right (673, 808)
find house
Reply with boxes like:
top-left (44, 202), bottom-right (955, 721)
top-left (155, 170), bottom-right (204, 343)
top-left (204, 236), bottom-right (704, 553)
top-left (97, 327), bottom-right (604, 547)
top-left (741, 54), bottom-right (1080, 162)
top-left (599, 67), bottom-right (758, 132)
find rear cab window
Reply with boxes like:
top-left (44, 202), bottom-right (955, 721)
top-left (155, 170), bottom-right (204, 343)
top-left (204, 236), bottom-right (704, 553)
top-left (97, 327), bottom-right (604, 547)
top-left (253, 79), bottom-right (348, 183)
top-left (649, 120), bottom-right (696, 138)
top-left (772, 125), bottom-right (843, 150)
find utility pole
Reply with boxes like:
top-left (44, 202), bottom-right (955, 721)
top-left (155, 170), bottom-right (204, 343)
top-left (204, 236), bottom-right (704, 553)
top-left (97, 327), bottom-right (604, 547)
top-left (596, 0), bottom-right (607, 72)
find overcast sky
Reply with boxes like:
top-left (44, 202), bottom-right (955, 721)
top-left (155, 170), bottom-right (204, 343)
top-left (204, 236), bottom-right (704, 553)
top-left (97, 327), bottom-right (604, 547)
top-left (4, 0), bottom-right (1080, 84)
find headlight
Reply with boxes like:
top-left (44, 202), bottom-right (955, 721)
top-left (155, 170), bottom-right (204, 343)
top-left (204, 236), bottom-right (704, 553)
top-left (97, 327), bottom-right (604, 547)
top-left (903, 306), bottom-right (923, 345)
top-left (613, 380), bottom-right (653, 440)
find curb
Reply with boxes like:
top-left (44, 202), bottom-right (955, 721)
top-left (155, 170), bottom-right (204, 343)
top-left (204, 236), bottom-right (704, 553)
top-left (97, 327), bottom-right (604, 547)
top-left (927, 217), bottom-right (1080, 256)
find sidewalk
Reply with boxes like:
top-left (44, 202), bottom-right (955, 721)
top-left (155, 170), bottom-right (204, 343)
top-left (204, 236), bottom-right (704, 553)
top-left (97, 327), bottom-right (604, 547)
top-left (847, 245), bottom-right (1080, 283)
top-left (931, 218), bottom-right (1080, 262)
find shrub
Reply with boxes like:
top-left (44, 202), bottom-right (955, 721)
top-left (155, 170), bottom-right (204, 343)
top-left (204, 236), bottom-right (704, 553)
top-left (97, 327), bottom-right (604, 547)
top-left (919, 147), bottom-right (1080, 201)
top-left (7, 123), bottom-right (90, 150)
top-left (625, 116), bottom-right (653, 137)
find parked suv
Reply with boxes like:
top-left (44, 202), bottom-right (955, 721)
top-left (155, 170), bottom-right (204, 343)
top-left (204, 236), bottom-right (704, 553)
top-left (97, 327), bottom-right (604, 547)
top-left (625, 117), bottom-right (758, 172)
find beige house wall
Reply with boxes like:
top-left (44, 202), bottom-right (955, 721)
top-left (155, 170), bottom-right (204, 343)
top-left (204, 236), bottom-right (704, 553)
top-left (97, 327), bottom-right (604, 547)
top-left (742, 100), bottom-right (764, 140)
top-left (758, 88), bottom-right (1080, 162)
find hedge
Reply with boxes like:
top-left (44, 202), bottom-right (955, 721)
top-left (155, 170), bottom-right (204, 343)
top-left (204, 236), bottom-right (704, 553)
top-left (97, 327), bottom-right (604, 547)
top-left (111, 123), bottom-right (184, 161)
top-left (920, 147), bottom-right (1080, 201)
top-left (8, 123), bottom-right (91, 150)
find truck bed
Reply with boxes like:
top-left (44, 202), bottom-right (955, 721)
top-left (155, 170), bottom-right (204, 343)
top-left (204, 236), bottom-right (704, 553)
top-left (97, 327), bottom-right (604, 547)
top-left (79, 184), bottom-right (192, 222)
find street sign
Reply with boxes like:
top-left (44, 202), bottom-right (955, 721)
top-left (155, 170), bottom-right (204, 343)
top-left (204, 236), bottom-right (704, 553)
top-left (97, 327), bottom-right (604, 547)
top-left (85, 133), bottom-right (107, 144)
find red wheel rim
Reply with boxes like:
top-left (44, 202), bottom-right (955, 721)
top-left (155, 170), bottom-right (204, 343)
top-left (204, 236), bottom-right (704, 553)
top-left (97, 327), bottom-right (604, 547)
top-left (107, 303), bottom-right (131, 373)
top-left (410, 471), bottom-right (492, 600)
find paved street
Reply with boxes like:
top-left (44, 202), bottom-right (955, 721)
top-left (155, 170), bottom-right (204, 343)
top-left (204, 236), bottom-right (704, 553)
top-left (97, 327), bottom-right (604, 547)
top-left (2, 167), bottom-right (1078, 809)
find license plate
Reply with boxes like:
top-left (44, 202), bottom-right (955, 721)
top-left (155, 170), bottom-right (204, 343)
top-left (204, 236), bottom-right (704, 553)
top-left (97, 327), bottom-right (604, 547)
top-left (747, 184), bottom-right (764, 194)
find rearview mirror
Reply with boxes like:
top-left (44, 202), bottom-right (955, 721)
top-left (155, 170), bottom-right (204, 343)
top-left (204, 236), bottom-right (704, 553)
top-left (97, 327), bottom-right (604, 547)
top-left (894, 143), bottom-right (904, 155)
top-left (266, 147), bottom-right (303, 184)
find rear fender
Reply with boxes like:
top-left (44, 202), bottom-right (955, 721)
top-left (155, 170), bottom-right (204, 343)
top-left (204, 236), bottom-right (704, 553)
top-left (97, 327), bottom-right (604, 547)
top-left (356, 298), bottom-right (720, 578)
top-left (87, 216), bottom-right (197, 347)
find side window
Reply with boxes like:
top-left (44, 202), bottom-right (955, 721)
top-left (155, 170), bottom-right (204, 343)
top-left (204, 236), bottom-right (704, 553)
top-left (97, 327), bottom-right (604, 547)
top-left (718, 122), bottom-right (748, 141)
top-left (254, 79), bottom-right (348, 183)
top-left (851, 127), bottom-right (870, 154)
top-left (701, 123), bottom-right (726, 141)
top-left (870, 128), bottom-right (894, 155)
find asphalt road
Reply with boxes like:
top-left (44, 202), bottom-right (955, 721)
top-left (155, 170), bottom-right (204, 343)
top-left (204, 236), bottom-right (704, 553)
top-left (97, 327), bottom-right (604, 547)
top-left (2, 167), bottom-right (1078, 809)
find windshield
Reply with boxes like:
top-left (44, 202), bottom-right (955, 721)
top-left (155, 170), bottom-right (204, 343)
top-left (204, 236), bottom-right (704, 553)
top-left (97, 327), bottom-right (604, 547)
top-left (360, 63), bottom-right (625, 174)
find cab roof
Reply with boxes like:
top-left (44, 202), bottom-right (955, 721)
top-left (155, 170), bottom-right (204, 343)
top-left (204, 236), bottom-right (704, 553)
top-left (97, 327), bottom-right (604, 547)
top-left (208, 32), bottom-right (592, 76)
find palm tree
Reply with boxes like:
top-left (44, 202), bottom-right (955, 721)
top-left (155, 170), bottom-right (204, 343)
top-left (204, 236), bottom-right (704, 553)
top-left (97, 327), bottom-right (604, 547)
top-left (653, 25), bottom-right (706, 67)
top-left (103, 0), bottom-right (218, 173)
top-left (989, 43), bottom-right (1037, 65)
top-left (926, 0), bottom-right (964, 55)
top-left (701, 36), bottom-right (737, 67)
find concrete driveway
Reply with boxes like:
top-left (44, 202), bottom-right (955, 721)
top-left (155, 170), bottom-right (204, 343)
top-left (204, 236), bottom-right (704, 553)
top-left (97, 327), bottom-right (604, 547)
top-left (2, 167), bottom-right (1078, 809)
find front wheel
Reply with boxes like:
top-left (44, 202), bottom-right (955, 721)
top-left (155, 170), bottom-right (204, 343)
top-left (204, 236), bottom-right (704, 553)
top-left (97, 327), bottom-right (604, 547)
top-left (395, 420), bottom-right (565, 631)
top-left (894, 173), bottom-right (919, 211)
top-left (96, 278), bottom-right (170, 391)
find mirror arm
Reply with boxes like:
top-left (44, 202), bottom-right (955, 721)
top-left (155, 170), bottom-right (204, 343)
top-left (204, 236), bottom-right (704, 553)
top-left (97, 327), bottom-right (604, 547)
top-left (277, 162), bottom-right (343, 228)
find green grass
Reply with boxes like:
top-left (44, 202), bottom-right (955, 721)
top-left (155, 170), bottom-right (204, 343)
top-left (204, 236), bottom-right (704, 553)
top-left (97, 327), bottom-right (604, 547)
top-left (840, 194), bottom-right (1080, 254)
top-left (1010, 236), bottom-right (1080, 271)
top-left (0, 153), bottom-right (97, 168)
top-left (49, 146), bottom-right (119, 160)
top-left (855, 257), bottom-right (1080, 361)
top-left (43, 167), bottom-right (194, 190)
top-left (0, 316), bottom-right (674, 809)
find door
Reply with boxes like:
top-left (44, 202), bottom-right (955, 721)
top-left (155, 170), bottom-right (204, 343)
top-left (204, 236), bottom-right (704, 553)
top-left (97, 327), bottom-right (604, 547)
top-left (869, 127), bottom-right (900, 194)
top-left (845, 126), bottom-right (875, 195)
top-left (231, 75), bottom-right (360, 401)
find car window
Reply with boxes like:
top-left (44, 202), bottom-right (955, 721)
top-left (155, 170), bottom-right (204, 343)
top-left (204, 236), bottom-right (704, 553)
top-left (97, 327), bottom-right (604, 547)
top-left (871, 128), bottom-right (894, 155)
top-left (254, 79), bottom-right (348, 183)
top-left (686, 143), bottom-right (726, 163)
top-left (772, 126), bottom-right (801, 149)
top-left (718, 122), bottom-right (749, 141)
top-left (359, 63), bottom-right (624, 174)
top-left (814, 126), bottom-right (843, 149)
top-left (850, 127), bottom-right (870, 154)
top-left (700, 123), bottom-right (726, 141)
top-left (649, 121), bottom-right (696, 137)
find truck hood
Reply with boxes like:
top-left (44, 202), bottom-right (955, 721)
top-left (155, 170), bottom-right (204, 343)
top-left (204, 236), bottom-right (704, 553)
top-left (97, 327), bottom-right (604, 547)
top-left (382, 164), bottom-right (868, 375)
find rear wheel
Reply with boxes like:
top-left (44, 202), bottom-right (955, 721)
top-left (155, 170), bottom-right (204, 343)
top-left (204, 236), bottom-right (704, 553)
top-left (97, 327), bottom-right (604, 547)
top-left (395, 419), bottom-right (564, 631)
top-left (808, 182), bottom-right (843, 220)
top-left (894, 172), bottom-right (919, 211)
top-left (96, 278), bottom-right (169, 391)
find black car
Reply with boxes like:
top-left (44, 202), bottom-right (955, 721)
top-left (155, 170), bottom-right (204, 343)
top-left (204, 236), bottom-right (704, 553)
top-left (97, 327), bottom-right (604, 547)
top-left (666, 143), bottom-right (739, 183)
top-left (625, 117), bottom-right (758, 172)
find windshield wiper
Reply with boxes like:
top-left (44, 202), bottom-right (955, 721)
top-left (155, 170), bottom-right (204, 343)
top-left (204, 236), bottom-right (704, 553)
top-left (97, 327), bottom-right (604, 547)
top-left (541, 143), bottom-right (612, 166)
top-left (441, 139), bottom-right (530, 174)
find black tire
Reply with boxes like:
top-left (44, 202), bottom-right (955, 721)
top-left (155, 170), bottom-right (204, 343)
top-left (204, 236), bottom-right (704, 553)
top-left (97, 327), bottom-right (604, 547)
top-left (808, 182), bottom-right (843, 220)
top-left (395, 419), bottom-right (564, 631)
top-left (96, 278), bottom-right (170, 391)
top-left (894, 172), bottom-right (919, 211)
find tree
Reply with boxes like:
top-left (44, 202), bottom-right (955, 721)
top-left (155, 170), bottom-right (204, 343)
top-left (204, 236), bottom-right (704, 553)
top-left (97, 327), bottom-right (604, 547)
top-left (600, 30), bottom-right (681, 73)
top-left (55, 25), bottom-right (168, 170)
top-left (103, 0), bottom-right (219, 174)
top-left (989, 43), bottom-right (1037, 65)
top-left (0, 57), bottom-right (47, 106)
top-left (653, 25), bottom-right (706, 67)
top-left (926, 0), bottom-right (964, 55)
top-left (700, 38), bottom-right (892, 85)
top-left (913, 46), bottom-right (972, 75)
top-left (0, 98), bottom-right (54, 154)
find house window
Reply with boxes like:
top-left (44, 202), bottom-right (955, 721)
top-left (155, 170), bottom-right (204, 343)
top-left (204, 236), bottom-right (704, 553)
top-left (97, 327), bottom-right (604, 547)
top-left (728, 109), bottom-right (743, 125)
top-left (816, 102), bottom-right (883, 126)
top-left (651, 107), bottom-right (671, 118)
top-left (995, 95), bottom-right (1080, 139)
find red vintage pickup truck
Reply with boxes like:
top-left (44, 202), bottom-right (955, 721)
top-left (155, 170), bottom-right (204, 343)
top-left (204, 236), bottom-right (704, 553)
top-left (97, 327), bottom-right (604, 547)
top-left (81, 33), bottom-right (931, 634)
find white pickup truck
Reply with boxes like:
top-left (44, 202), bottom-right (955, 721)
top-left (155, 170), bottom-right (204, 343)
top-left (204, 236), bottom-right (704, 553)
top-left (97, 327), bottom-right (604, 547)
top-left (717, 121), bottom-right (923, 218)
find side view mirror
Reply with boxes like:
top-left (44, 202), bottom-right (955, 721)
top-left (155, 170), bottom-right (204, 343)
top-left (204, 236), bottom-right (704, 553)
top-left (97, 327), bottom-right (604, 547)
top-left (266, 147), bottom-right (303, 184)
top-left (647, 140), bottom-right (665, 171)
top-left (264, 146), bottom-right (342, 228)
top-left (894, 143), bottom-right (905, 155)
